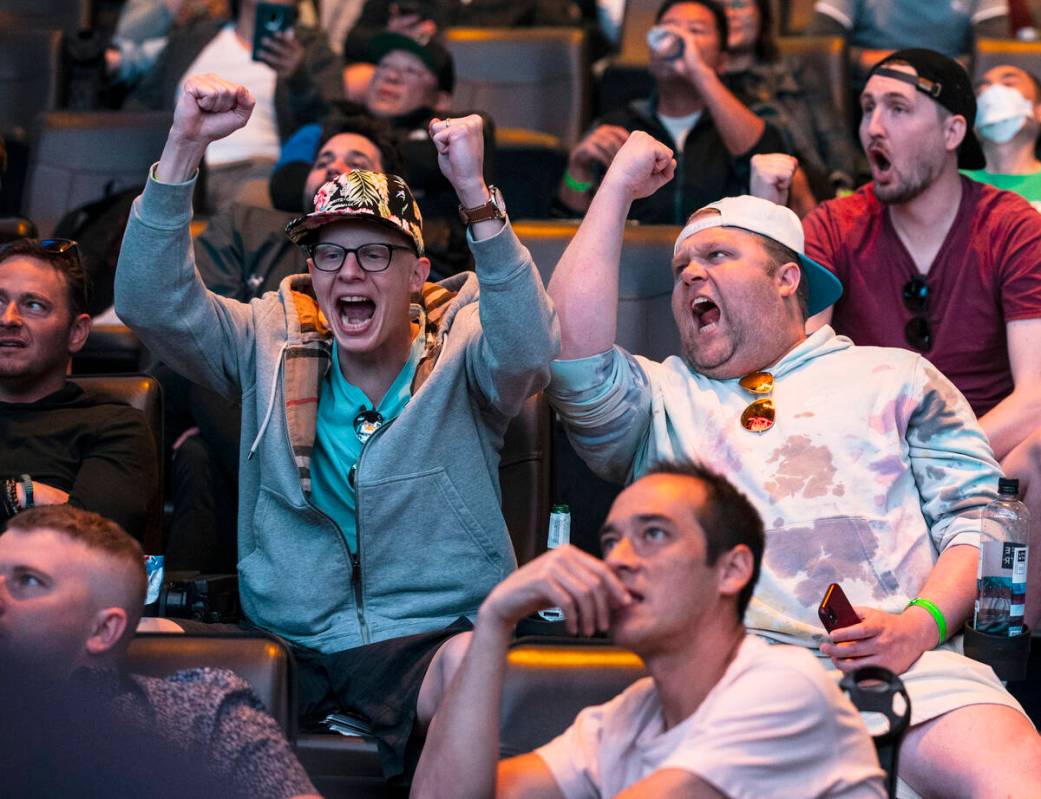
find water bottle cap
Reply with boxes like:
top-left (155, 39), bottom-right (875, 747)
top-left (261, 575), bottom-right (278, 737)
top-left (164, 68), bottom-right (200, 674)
top-left (551, 504), bottom-right (570, 514)
top-left (998, 477), bottom-right (1020, 495)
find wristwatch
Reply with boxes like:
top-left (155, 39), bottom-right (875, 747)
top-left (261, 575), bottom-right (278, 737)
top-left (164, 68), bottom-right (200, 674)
top-left (458, 185), bottom-right (507, 226)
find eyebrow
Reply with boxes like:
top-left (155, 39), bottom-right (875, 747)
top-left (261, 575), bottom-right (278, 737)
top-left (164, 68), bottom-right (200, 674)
top-left (600, 513), bottom-right (674, 536)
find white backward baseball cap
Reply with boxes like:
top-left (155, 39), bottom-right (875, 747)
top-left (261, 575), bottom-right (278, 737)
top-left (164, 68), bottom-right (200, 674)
top-left (674, 195), bottom-right (843, 316)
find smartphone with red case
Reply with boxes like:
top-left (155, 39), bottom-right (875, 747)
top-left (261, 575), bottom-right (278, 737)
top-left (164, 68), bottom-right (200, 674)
top-left (818, 583), bottom-right (860, 632)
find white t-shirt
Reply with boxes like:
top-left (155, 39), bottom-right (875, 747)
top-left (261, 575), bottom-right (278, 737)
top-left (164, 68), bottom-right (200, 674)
top-left (535, 636), bottom-right (886, 799)
top-left (179, 24), bottom-right (281, 166)
top-left (657, 110), bottom-right (701, 152)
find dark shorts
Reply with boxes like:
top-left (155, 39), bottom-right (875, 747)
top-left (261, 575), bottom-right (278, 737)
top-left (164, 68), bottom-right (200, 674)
top-left (293, 617), bottom-right (473, 779)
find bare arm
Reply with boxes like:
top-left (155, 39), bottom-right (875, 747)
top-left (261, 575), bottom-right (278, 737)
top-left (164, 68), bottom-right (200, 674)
top-left (411, 546), bottom-right (631, 799)
top-left (548, 132), bottom-right (676, 360)
top-left (615, 769), bottom-right (729, 799)
top-left (977, 318), bottom-right (1041, 460)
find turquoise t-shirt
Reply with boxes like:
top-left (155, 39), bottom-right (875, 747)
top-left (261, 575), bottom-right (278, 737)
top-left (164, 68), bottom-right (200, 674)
top-left (309, 333), bottom-right (425, 554)
top-left (962, 169), bottom-right (1041, 212)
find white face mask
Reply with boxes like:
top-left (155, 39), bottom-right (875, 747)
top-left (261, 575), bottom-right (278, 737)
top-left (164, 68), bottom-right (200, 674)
top-left (976, 83), bottom-right (1034, 143)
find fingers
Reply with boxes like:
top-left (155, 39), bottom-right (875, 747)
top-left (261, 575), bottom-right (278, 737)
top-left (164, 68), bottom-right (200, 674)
top-left (427, 114), bottom-right (484, 153)
top-left (184, 73), bottom-right (254, 113)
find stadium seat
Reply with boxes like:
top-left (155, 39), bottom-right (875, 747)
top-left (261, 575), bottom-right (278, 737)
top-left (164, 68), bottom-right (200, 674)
top-left (777, 35), bottom-right (850, 125)
top-left (24, 111), bottom-right (171, 236)
top-left (126, 631), bottom-right (296, 740)
top-left (0, 0), bottom-right (91, 34)
top-left (516, 221), bottom-right (682, 362)
top-left (72, 373), bottom-right (164, 553)
top-left (444, 27), bottom-right (590, 149)
top-left (495, 128), bottom-right (568, 219)
top-left (0, 28), bottom-right (64, 136)
top-left (974, 37), bottom-right (1041, 81)
top-left (72, 323), bottom-right (145, 375)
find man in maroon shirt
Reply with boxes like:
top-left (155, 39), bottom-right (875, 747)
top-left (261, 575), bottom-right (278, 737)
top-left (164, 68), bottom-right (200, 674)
top-left (755, 48), bottom-right (1041, 628)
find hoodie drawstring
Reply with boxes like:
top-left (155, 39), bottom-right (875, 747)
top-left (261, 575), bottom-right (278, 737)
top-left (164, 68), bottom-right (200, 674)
top-left (248, 341), bottom-right (288, 459)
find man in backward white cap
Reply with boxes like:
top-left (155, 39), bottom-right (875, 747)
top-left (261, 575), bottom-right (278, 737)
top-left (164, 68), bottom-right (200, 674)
top-left (544, 130), bottom-right (1041, 797)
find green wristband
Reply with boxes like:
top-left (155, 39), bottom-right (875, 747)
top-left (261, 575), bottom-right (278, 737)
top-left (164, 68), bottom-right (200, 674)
top-left (907, 597), bottom-right (947, 646)
top-left (563, 170), bottom-right (594, 193)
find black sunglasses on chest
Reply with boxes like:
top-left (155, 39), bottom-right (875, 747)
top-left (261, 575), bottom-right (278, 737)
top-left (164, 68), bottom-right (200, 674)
top-left (902, 275), bottom-right (931, 352)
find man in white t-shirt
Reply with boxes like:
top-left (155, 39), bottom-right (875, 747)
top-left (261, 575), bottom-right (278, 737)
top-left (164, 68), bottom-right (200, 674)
top-left (411, 462), bottom-right (886, 799)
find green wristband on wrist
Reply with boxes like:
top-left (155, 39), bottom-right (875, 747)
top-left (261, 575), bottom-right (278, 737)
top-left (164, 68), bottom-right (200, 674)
top-left (907, 597), bottom-right (947, 646)
top-left (563, 170), bottom-right (594, 193)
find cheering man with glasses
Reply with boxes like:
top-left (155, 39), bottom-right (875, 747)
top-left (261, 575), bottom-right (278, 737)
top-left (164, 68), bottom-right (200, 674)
top-left (115, 73), bottom-right (558, 780)
top-left (778, 49), bottom-right (1041, 628)
top-left (0, 238), bottom-right (158, 540)
top-left (546, 129), bottom-right (1041, 798)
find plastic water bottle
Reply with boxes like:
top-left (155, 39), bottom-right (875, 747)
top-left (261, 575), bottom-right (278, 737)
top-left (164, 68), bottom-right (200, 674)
top-left (538, 504), bottom-right (571, 623)
top-left (974, 478), bottom-right (1030, 636)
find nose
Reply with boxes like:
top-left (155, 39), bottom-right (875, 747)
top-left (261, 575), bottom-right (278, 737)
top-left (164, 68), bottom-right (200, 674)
top-left (0, 300), bottom-right (22, 327)
top-left (335, 250), bottom-right (367, 281)
top-left (678, 260), bottom-right (707, 286)
top-left (604, 535), bottom-right (639, 572)
top-left (863, 105), bottom-right (885, 139)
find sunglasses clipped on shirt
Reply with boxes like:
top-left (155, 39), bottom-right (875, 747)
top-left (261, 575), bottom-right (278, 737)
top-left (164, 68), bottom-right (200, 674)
top-left (739, 371), bottom-right (775, 433)
top-left (902, 275), bottom-right (932, 352)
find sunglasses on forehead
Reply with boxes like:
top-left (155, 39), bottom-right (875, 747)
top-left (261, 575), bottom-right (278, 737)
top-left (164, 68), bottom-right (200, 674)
top-left (0, 237), bottom-right (79, 258)
top-left (739, 371), bottom-right (775, 433)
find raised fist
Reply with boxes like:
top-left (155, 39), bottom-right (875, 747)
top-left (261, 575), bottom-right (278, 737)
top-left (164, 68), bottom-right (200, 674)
top-left (428, 114), bottom-right (489, 207)
top-left (170, 73), bottom-right (255, 148)
top-left (750, 153), bottom-right (799, 207)
top-left (602, 130), bottom-right (676, 201)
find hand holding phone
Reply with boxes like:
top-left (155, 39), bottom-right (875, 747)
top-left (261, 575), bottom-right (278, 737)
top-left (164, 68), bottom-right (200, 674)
top-left (818, 583), bottom-right (861, 632)
top-left (252, 2), bottom-right (298, 64)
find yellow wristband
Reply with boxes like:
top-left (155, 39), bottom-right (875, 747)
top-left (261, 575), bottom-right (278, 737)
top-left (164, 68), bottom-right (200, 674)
top-left (907, 597), bottom-right (947, 646)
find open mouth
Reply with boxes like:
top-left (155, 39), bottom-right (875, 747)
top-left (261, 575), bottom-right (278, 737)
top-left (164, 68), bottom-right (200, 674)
top-left (337, 297), bottom-right (376, 332)
top-left (867, 146), bottom-right (893, 180)
top-left (692, 297), bottom-right (721, 331)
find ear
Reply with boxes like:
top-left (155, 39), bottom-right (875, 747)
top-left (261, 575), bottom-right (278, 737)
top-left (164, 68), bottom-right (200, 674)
top-left (716, 544), bottom-right (755, 602)
top-left (945, 113), bottom-right (968, 155)
top-left (775, 260), bottom-right (801, 300)
top-left (410, 255), bottom-right (432, 293)
top-left (84, 606), bottom-right (129, 656)
top-left (66, 313), bottom-right (92, 355)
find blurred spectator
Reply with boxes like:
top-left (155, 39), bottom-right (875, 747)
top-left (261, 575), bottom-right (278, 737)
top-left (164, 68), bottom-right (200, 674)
top-left (558, 0), bottom-right (786, 224)
top-left (721, 0), bottom-right (857, 200)
top-left (795, 50), bottom-right (1041, 624)
top-left (964, 64), bottom-right (1041, 208)
top-left (107, 0), bottom-right (230, 86)
top-left (126, 0), bottom-right (344, 211)
top-left (0, 240), bottom-right (158, 542)
top-left (271, 33), bottom-right (493, 275)
top-left (807, 0), bottom-right (1010, 83)
top-left (0, 505), bottom-right (320, 799)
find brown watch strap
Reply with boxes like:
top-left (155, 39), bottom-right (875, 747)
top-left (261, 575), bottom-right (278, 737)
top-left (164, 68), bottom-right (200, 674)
top-left (458, 186), bottom-right (505, 225)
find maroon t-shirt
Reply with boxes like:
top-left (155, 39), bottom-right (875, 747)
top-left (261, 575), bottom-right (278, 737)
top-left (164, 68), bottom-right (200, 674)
top-left (804, 177), bottom-right (1041, 416)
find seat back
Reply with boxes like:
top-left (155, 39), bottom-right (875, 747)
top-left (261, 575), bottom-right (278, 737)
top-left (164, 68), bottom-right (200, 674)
top-left (0, 29), bottom-right (64, 136)
top-left (127, 632), bottom-right (296, 741)
top-left (974, 38), bottom-right (1041, 81)
top-left (0, 0), bottom-right (91, 34)
top-left (500, 392), bottom-right (552, 566)
top-left (777, 35), bottom-right (849, 123)
top-left (614, 0), bottom-right (658, 67)
top-left (780, 0), bottom-right (816, 34)
top-left (495, 128), bottom-right (568, 219)
top-left (25, 111), bottom-right (171, 236)
top-left (444, 27), bottom-right (589, 148)
top-left (516, 221), bottom-right (681, 361)
top-left (71, 374), bottom-right (164, 553)
top-left (500, 638), bottom-right (646, 757)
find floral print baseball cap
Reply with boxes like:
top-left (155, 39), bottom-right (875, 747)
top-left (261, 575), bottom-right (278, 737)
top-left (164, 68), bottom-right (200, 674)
top-left (285, 170), bottom-right (425, 255)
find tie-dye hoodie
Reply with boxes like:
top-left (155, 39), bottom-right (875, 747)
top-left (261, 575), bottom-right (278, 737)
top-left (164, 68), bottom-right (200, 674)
top-left (548, 326), bottom-right (1001, 648)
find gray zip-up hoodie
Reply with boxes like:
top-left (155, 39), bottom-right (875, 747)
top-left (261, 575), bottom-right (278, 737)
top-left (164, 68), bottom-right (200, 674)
top-left (115, 173), bottom-right (559, 653)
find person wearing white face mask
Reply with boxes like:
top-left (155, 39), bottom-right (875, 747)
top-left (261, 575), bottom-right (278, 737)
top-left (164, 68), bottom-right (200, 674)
top-left (963, 64), bottom-right (1041, 209)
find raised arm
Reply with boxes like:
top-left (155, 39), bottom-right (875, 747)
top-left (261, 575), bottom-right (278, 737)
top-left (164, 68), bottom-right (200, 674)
top-left (429, 114), bottom-right (560, 416)
top-left (548, 131), bottom-right (676, 360)
top-left (411, 545), bottom-right (631, 799)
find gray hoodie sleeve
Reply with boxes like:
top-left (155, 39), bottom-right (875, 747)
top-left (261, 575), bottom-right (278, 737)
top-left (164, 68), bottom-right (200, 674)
top-left (464, 223), bottom-right (560, 417)
top-left (114, 169), bottom-right (258, 399)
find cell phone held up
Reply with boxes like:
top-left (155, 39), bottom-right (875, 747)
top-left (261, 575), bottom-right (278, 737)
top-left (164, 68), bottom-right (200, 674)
top-left (252, 2), bottom-right (297, 63)
top-left (818, 582), bottom-right (860, 632)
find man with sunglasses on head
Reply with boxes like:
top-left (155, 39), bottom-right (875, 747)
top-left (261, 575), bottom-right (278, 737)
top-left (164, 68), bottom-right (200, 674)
top-left (777, 49), bottom-right (1041, 629)
top-left (115, 73), bottom-right (558, 781)
top-left (546, 130), bottom-right (1041, 797)
top-left (0, 239), bottom-right (158, 541)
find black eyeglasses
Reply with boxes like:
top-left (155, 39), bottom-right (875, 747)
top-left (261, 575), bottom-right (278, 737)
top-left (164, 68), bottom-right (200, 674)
top-left (304, 242), bottom-right (412, 273)
top-left (902, 275), bottom-right (932, 352)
